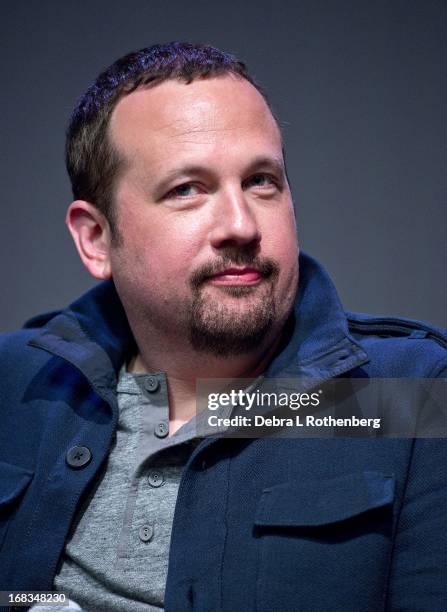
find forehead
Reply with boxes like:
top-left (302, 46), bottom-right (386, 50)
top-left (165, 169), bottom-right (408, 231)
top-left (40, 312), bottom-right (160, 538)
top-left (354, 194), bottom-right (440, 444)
top-left (108, 75), bottom-right (283, 168)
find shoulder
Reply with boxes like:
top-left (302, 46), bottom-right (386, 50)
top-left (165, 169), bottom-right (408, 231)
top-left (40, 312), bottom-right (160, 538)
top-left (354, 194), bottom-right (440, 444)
top-left (346, 311), bottom-right (447, 377)
top-left (0, 309), bottom-right (61, 363)
top-left (0, 327), bottom-right (54, 394)
top-left (0, 328), bottom-right (41, 359)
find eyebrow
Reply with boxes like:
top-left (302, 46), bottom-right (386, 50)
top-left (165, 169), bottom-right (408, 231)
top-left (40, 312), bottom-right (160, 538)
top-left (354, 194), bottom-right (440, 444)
top-left (243, 155), bottom-right (286, 177)
top-left (154, 155), bottom-right (286, 194)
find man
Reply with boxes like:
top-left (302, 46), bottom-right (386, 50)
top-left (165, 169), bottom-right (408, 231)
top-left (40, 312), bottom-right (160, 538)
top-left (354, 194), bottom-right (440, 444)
top-left (0, 42), bottom-right (446, 611)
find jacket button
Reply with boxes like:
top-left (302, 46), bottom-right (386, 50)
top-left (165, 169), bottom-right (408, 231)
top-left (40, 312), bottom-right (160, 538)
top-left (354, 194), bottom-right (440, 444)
top-left (154, 421), bottom-right (169, 438)
top-left (139, 524), bottom-right (154, 542)
top-left (66, 445), bottom-right (92, 469)
top-left (148, 471), bottom-right (164, 487)
top-left (145, 376), bottom-right (160, 392)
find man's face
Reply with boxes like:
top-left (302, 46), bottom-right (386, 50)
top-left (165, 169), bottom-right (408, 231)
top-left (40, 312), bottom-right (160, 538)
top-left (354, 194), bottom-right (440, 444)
top-left (107, 74), bottom-right (299, 355)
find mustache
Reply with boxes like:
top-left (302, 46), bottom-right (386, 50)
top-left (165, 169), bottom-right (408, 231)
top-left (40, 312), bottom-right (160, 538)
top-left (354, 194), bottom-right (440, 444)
top-left (190, 250), bottom-right (280, 289)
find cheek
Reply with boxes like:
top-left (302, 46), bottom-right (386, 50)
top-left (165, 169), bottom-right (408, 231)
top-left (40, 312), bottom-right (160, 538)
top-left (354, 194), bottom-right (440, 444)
top-left (263, 213), bottom-right (299, 265)
top-left (261, 212), bottom-right (299, 301)
top-left (115, 215), bottom-right (203, 286)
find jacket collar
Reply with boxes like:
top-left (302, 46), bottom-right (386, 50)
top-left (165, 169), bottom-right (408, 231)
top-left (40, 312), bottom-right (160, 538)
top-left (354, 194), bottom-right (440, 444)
top-left (266, 252), bottom-right (369, 378)
top-left (27, 252), bottom-right (369, 391)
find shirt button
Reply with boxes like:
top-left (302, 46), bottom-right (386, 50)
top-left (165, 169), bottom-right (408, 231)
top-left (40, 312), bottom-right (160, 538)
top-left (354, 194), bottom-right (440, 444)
top-left (145, 376), bottom-right (160, 393)
top-left (139, 524), bottom-right (154, 542)
top-left (154, 421), bottom-right (169, 438)
top-left (66, 445), bottom-right (92, 469)
top-left (148, 471), bottom-right (164, 487)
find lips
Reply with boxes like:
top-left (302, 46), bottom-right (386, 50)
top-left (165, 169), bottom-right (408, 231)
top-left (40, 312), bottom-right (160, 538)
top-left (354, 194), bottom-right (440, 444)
top-left (208, 267), bottom-right (262, 285)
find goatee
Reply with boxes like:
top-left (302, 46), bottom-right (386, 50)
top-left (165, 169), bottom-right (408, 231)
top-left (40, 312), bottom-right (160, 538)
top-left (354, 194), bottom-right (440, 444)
top-left (187, 250), bottom-right (280, 356)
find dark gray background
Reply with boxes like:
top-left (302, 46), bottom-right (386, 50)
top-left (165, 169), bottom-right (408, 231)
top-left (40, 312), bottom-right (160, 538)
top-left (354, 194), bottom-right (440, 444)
top-left (1, 0), bottom-right (446, 332)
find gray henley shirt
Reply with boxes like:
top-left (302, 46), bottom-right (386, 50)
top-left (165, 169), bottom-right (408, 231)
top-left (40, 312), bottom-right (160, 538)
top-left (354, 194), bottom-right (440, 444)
top-left (52, 366), bottom-right (203, 611)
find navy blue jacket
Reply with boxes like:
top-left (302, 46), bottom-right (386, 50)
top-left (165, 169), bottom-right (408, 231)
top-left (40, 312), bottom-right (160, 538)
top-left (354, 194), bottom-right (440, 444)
top-left (1, 253), bottom-right (447, 611)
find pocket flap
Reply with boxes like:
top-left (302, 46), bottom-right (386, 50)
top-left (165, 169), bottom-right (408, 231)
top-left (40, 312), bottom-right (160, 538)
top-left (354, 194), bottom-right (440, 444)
top-left (0, 460), bottom-right (34, 507)
top-left (255, 471), bottom-right (395, 527)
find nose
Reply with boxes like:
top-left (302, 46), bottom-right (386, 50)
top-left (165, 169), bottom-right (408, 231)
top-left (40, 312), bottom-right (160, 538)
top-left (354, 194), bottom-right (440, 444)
top-left (209, 186), bottom-right (261, 249)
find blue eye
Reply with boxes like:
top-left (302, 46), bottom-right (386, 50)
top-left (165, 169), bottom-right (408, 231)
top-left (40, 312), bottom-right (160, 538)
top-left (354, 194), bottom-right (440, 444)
top-left (170, 183), bottom-right (199, 197)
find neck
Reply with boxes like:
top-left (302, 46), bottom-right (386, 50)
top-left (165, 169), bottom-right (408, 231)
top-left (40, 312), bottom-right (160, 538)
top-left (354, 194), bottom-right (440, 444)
top-left (127, 325), bottom-right (283, 432)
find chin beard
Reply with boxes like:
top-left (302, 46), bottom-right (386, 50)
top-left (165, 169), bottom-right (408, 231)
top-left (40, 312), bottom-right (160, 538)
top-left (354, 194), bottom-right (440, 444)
top-left (188, 283), bottom-right (276, 357)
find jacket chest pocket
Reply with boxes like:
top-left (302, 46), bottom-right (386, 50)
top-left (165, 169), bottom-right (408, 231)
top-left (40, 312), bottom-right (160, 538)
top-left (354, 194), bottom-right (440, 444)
top-left (0, 460), bottom-right (34, 552)
top-left (253, 471), bottom-right (395, 612)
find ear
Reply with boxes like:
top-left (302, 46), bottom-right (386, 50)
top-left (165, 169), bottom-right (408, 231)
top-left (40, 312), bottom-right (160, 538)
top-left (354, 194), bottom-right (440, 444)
top-left (66, 200), bottom-right (113, 279)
